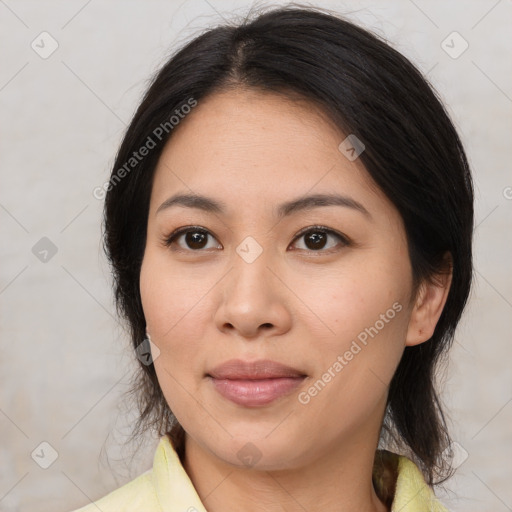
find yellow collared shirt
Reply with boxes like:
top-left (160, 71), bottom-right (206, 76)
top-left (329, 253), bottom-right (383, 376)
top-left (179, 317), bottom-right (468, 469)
top-left (70, 435), bottom-right (449, 512)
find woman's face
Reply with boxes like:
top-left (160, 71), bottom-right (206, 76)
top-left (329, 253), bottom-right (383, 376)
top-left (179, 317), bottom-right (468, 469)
top-left (140, 89), bottom-right (416, 469)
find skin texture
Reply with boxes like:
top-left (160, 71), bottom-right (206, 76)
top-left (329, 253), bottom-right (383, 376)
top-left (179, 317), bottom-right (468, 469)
top-left (139, 89), bottom-right (452, 512)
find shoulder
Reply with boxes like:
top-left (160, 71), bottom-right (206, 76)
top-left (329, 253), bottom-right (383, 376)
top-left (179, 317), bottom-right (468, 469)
top-left (392, 453), bottom-right (450, 512)
top-left (373, 449), bottom-right (450, 512)
top-left (69, 469), bottom-right (161, 512)
top-left (67, 434), bottom-right (203, 512)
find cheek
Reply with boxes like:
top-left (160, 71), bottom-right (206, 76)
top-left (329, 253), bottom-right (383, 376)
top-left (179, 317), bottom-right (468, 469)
top-left (294, 253), bottom-right (411, 377)
top-left (293, 269), bottom-right (409, 424)
top-left (139, 252), bottom-right (210, 420)
top-left (141, 249), bottom-right (200, 332)
top-left (139, 250), bottom-right (211, 366)
top-left (296, 259), bottom-right (408, 336)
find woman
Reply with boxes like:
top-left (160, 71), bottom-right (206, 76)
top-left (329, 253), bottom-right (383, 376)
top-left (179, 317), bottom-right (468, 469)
top-left (72, 4), bottom-right (473, 511)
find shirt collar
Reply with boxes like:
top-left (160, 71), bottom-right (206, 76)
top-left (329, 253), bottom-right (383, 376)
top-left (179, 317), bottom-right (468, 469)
top-left (150, 434), bottom-right (448, 512)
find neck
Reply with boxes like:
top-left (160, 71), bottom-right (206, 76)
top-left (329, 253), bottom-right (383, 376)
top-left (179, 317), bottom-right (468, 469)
top-left (182, 427), bottom-right (389, 512)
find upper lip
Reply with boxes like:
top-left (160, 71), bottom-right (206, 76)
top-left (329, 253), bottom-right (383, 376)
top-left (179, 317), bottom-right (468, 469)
top-left (207, 359), bottom-right (307, 380)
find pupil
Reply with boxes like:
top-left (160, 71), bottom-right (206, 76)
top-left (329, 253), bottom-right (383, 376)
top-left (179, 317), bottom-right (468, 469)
top-left (306, 231), bottom-right (326, 250)
top-left (187, 231), bottom-right (207, 249)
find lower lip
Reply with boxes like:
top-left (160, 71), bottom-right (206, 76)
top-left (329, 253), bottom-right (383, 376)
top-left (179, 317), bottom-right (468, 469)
top-left (210, 376), bottom-right (306, 407)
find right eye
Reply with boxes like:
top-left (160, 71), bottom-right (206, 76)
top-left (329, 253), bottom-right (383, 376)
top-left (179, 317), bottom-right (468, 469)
top-left (163, 226), bottom-right (222, 252)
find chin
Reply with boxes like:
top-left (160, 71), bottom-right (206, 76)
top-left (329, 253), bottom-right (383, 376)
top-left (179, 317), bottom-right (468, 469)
top-left (201, 425), bottom-right (305, 471)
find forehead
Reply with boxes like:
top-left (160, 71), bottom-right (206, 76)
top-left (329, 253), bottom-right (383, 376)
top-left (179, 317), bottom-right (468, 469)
top-left (151, 89), bottom-right (386, 216)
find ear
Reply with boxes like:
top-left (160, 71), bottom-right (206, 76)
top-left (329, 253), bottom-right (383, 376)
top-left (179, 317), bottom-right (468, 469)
top-left (405, 253), bottom-right (453, 346)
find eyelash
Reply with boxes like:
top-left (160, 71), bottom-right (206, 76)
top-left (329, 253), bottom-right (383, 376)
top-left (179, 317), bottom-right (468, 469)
top-left (162, 225), bottom-right (351, 254)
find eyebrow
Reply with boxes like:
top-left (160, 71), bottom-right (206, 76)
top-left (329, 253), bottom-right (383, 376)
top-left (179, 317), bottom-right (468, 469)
top-left (156, 192), bottom-right (371, 219)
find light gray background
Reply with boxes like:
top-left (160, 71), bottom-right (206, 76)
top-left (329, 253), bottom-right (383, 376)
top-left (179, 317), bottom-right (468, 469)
top-left (1, 1), bottom-right (511, 511)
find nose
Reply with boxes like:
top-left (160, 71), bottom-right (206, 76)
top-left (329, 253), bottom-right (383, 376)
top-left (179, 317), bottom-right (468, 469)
top-left (213, 247), bottom-right (292, 340)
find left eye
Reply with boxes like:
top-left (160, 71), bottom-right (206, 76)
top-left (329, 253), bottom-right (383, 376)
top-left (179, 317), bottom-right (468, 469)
top-left (290, 227), bottom-right (349, 252)
top-left (163, 226), bottom-right (349, 252)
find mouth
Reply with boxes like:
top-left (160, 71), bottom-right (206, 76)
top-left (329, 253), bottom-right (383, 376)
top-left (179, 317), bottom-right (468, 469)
top-left (206, 359), bottom-right (307, 407)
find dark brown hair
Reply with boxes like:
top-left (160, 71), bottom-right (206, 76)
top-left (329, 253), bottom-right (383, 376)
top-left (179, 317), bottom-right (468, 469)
top-left (103, 3), bottom-right (474, 486)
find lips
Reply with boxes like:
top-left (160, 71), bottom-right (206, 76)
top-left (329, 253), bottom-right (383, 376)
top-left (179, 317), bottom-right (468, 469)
top-left (207, 359), bottom-right (307, 407)
top-left (208, 359), bottom-right (306, 380)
